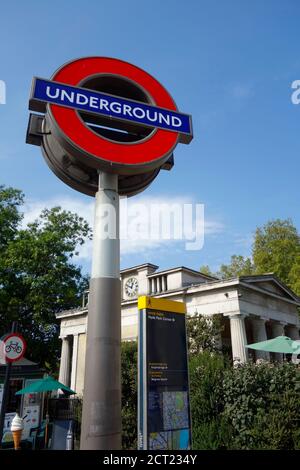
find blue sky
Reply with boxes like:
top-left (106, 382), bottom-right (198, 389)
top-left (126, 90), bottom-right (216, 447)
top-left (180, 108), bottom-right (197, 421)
top-left (0, 0), bottom-right (299, 274)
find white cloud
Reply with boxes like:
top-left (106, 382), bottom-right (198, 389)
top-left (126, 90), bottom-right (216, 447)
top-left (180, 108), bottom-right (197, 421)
top-left (22, 197), bottom-right (94, 229)
top-left (22, 194), bottom-right (225, 260)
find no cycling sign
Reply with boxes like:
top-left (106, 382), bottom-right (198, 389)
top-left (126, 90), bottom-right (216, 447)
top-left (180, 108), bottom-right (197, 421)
top-left (0, 332), bottom-right (26, 363)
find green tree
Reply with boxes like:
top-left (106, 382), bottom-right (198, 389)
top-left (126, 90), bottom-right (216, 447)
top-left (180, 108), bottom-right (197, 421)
top-left (253, 219), bottom-right (300, 294)
top-left (0, 186), bottom-right (91, 370)
top-left (0, 185), bottom-right (24, 248)
top-left (203, 219), bottom-right (300, 295)
top-left (199, 265), bottom-right (216, 277)
top-left (288, 254), bottom-right (300, 297)
top-left (187, 313), bottom-right (224, 355)
top-left (218, 255), bottom-right (254, 279)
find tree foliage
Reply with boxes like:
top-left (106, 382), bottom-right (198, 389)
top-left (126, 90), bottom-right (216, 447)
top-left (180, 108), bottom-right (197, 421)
top-left (187, 313), bottom-right (224, 355)
top-left (0, 185), bottom-right (23, 248)
top-left (199, 265), bottom-right (215, 277)
top-left (288, 255), bottom-right (300, 298)
top-left (253, 219), bottom-right (300, 293)
top-left (218, 255), bottom-right (254, 279)
top-left (203, 218), bottom-right (300, 295)
top-left (0, 185), bottom-right (91, 370)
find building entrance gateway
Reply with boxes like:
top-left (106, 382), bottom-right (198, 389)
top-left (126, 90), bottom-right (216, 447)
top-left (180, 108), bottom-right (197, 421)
top-left (26, 57), bottom-right (193, 450)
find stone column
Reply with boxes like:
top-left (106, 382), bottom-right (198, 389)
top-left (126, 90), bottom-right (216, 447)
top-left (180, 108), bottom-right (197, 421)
top-left (285, 325), bottom-right (300, 341)
top-left (58, 336), bottom-right (71, 387)
top-left (251, 317), bottom-right (270, 361)
top-left (70, 334), bottom-right (79, 392)
top-left (229, 314), bottom-right (248, 364)
top-left (286, 326), bottom-right (300, 363)
top-left (271, 322), bottom-right (285, 362)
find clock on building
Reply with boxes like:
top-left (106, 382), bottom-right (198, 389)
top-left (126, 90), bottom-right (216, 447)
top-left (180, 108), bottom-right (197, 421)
top-left (125, 277), bottom-right (139, 298)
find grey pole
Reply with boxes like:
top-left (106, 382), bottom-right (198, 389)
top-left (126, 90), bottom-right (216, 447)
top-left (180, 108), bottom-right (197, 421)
top-left (80, 172), bottom-right (121, 450)
top-left (0, 321), bottom-right (18, 447)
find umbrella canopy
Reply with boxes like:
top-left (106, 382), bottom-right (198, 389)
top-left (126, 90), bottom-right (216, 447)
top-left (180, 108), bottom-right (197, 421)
top-left (246, 336), bottom-right (300, 354)
top-left (15, 376), bottom-right (75, 395)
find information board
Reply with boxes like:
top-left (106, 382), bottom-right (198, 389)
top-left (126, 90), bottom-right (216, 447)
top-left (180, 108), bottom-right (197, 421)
top-left (138, 296), bottom-right (191, 450)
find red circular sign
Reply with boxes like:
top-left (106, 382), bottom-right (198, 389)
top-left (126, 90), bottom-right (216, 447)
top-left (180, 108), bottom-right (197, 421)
top-left (48, 57), bottom-right (179, 170)
top-left (2, 333), bottom-right (27, 363)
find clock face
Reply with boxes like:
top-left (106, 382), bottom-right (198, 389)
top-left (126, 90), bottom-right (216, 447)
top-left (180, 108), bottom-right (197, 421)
top-left (125, 277), bottom-right (139, 298)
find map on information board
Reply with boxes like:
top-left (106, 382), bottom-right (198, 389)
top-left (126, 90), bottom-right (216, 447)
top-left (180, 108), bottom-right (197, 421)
top-left (149, 429), bottom-right (190, 450)
top-left (163, 391), bottom-right (189, 430)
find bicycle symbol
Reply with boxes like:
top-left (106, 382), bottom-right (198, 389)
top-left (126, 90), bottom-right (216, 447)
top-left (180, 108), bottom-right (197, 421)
top-left (5, 341), bottom-right (22, 354)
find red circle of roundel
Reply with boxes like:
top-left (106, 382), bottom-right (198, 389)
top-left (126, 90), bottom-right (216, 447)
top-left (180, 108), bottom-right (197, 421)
top-left (3, 332), bottom-right (27, 363)
top-left (49, 57), bottom-right (179, 166)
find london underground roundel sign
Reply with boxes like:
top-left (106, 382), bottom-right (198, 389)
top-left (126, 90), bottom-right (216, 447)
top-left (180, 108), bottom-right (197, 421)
top-left (2, 333), bottom-right (27, 363)
top-left (26, 57), bottom-right (193, 196)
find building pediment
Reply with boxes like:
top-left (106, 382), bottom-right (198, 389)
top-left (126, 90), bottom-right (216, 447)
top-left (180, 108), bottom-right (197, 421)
top-left (240, 275), bottom-right (300, 304)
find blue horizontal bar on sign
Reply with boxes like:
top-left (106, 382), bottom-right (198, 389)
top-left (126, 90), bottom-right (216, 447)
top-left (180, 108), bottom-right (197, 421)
top-left (29, 78), bottom-right (193, 143)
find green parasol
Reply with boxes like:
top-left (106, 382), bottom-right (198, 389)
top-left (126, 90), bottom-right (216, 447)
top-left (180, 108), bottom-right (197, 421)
top-left (245, 336), bottom-right (300, 354)
top-left (15, 376), bottom-right (75, 396)
top-left (15, 376), bottom-right (75, 448)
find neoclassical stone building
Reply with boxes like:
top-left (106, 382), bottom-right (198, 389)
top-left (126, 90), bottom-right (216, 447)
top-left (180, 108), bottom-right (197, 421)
top-left (57, 263), bottom-right (300, 395)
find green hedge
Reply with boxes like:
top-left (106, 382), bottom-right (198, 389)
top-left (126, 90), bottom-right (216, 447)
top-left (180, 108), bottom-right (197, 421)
top-left (121, 341), bottom-right (138, 449)
top-left (189, 352), bottom-right (300, 450)
top-left (222, 360), bottom-right (300, 449)
top-left (121, 343), bottom-right (300, 450)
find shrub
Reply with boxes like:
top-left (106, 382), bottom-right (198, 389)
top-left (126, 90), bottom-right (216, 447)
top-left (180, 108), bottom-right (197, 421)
top-left (121, 341), bottom-right (138, 449)
top-left (221, 361), bottom-right (300, 449)
top-left (189, 351), bottom-right (232, 449)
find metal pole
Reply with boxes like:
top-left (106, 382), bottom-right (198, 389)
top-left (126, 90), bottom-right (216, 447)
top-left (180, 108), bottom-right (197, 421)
top-left (0, 321), bottom-right (17, 447)
top-left (80, 172), bottom-right (121, 450)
